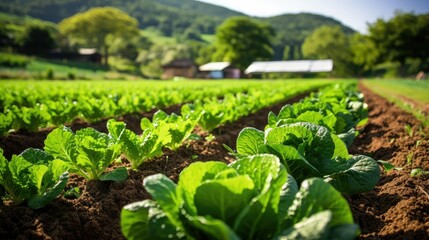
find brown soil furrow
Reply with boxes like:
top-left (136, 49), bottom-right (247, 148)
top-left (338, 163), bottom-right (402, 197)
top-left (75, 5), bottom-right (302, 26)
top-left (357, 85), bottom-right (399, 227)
top-left (348, 82), bottom-right (429, 239)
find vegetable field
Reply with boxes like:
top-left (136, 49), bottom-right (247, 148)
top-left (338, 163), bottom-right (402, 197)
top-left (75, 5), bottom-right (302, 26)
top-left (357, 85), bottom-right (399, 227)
top-left (0, 79), bottom-right (428, 239)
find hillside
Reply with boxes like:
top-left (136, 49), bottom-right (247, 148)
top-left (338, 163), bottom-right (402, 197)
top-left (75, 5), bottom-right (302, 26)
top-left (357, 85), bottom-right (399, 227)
top-left (0, 0), bottom-right (243, 36)
top-left (265, 13), bottom-right (356, 59)
top-left (267, 13), bottom-right (354, 42)
top-left (0, 0), bottom-right (355, 60)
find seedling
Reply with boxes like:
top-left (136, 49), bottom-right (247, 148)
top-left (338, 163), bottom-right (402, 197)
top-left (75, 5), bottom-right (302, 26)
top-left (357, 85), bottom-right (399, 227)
top-left (406, 152), bottom-right (414, 165)
top-left (404, 124), bottom-right (414, 137)
top-left (377, 160), bottom-right (403, 172)
top-left (410, 168), bottom-right (429, 178)
top-left (415, 140), bottom-right (422, 148)
top-left (64, 187), bottom-right (81, 199)
top-left (205, 134), bottom-right (215, 141)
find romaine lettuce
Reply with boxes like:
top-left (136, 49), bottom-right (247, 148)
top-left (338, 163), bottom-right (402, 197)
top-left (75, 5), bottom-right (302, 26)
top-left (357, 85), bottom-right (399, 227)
top-left (236, 123), bottom-right (380, 194)
top-left (121, 154), bottom-right (359, 240)
top-left (0, 148), bottom-right (69, 209)
top-left (44, 126), bottom-right (126, 181)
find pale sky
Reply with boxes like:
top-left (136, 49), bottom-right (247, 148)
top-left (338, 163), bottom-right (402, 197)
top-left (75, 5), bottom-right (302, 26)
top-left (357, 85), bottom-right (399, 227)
top-left (197, 0), bottom-right (429, 33)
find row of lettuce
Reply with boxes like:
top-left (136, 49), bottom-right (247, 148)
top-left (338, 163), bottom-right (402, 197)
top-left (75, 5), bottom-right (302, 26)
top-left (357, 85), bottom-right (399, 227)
top-left (0, 80), bottom-right (328, 134)
top-left (0, 82), bottom-right (381, 239)
top-left (0, 80), bottom-right (330, 208)
top-left (120, 84), bottom-right (381, 240)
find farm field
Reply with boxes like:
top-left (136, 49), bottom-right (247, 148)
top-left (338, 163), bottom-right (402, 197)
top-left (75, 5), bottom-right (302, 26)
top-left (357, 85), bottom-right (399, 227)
top-left (0, 79), bottom-right (428, 239)
top-left (0, 79), bottom-right (330, 137)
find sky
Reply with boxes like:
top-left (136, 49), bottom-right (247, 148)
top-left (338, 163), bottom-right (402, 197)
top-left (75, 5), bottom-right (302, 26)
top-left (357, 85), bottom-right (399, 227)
top-left (197, 0), bottom-right (429, 33)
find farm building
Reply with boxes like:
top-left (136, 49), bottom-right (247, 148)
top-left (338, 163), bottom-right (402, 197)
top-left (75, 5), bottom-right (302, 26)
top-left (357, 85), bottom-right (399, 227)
top-left (46, 48), bottom-right (102, 64)
top-left (199, 62), bottom-right (241, 79)
top-left (161, 59), bottom-right (198, 79)
top-left (245, 59), bottom-right (333, 76)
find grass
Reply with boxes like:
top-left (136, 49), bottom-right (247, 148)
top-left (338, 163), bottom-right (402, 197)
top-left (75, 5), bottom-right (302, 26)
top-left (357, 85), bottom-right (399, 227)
top-left (201, 34), bottom-right (216, 44)
top-left (363, 79), bottom-right (429, 103)
top-left (0, 57), bottom-right (138, 80)
top-left (363, 79), bottom-right (429, 126)
top-left (140, 28), bottom-right (177, 45)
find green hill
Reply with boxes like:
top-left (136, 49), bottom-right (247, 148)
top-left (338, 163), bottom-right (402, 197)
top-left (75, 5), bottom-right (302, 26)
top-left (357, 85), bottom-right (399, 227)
top-left (0, 0), bottom-right (243, 36)
top-left (265, 13), bottom-right (355, 59)
top-left (0, 0), bottom-right (355, 60)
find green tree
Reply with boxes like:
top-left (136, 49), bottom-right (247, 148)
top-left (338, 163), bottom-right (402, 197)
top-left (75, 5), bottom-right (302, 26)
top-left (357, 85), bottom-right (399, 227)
top-left (213, 17), bottom-right (275, 70)
top-left (19, 23), bottom-right (56, 55)
top-left (110, 34), bottom-right (152, 61)
top-left (59, 7), bottom-right (139, 65)
top-left (302, 25), bottom-right (355, 76)
top-left (350, 33), bottom-right (379, 72)
top-left (361, 12), bottom-right (429, 75)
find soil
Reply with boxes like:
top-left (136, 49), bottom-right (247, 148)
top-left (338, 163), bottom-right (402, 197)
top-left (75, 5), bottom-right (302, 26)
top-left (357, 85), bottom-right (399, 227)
top-left (0, 86), bottom-right (428, 239)
top-left (348, 83), bottom-right (429, 239)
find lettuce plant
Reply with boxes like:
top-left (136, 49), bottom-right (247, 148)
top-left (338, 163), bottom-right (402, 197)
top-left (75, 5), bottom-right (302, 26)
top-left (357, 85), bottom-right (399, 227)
top-left (0, 148), bottom-right (69, 209)
top-left (121, 154), bottom-right (359, 240)
top-left (141, 110), bottom-right (202, 150)
top-left (0, 111), bottom-right (13, 136)
top-left (267, 84), bottom-right (368, 148)
top-left (44, 126), bottom-right (127, 181)
top-left (181, 101), bottom-right (224, 132)
top-left (107, 119), bottom-right (164, 170)
top-left (236, 123), bottom-right (380, 194)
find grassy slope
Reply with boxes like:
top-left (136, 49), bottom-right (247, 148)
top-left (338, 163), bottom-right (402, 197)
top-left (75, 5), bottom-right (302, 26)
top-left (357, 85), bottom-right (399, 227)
top-left (363, 79), bottom-right (429, 126)
top-left (0, 56), bottom-right (137, 80)
top-left (363, 79), bottom-right (429, 103)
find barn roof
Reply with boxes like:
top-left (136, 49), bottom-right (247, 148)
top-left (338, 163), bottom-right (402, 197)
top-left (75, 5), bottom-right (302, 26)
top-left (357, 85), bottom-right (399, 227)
top-left (162, 59), bottom-right (196, 68)
top-left (199, 62), bottom-right (231, 71)
top-left (245, 60), bottom-right (333, 74)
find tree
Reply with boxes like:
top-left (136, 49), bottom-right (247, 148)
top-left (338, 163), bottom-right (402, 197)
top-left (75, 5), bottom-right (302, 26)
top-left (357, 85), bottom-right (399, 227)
top-left (350, 33), bottom-right (379, 71)
top-left (59, 7), bottom-right (139, 65)
top-left (110, 34), bottom-right (152, 61)
top-left (19, 23), bottom-right (56, 55)
top-left (362, 12), bottom-right (429, 75)
top-left (302, 25), bottom-right (355, 76)
top-left (213, 17), bottom-right (275, 71)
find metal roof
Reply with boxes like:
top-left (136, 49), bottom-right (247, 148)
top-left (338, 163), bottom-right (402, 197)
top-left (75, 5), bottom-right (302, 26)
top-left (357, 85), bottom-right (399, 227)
top-left (245, 60), bottom-right (333, 74)
top-left (199, 62), bottom-right (231, 71)
top-left (78, 48), bottom-right (98, 55)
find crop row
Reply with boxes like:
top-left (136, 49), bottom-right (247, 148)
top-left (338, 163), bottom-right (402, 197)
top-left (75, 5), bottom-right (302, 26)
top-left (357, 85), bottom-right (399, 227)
top-left (0, 80), bottom-right (332, 208)
top-left (120, 83), bottom-right (381, 239)
top-left (0, 80), bottom-right (330, 134)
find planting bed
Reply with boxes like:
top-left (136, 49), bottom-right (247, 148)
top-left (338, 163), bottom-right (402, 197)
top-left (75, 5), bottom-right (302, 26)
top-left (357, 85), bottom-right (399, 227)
top-left (0, 85), bottom-right (428, 239)
top-left (348, 84), bottom-right (429, 239)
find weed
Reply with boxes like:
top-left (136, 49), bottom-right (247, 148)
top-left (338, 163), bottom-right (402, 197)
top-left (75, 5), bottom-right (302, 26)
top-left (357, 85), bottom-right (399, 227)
top-left (377, 160), bottom-right (403, 173)
top-left (64, 187), bottom-right (81, 199)
top-left (205, 134), bottom-right (215, 141)
top-left (410, 168), bottom-right (429, 178)
top-left (404, 124), bottom-right (414, 137)
top-left (406, 152), bottom-right (414, 165)
top-left (415, 140), bottom-right (422, 148)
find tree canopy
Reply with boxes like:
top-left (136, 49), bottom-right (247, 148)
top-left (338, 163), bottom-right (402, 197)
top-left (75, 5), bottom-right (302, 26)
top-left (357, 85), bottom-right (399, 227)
top-left (354, 12), bottom-right (429, 75)
top-left (377, 12), bottom-right (429, 70)
top-left (213, 17), bottom-right (275, 70)
top-left (302, 25), bottom-right (355, 76)
top-left (18, 23), bottom-right (56, 55)
top-left (59, 7), bottom-right (139, 65)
